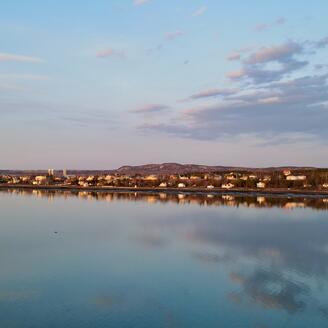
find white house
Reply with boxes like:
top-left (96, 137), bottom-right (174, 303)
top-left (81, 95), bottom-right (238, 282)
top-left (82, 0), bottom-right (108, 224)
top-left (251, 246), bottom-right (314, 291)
top-left (221, 183), bottom-right (234, 189)
top-left (207, 185), bottom-right (215, 189)
top-left (257, 182), bottom-right (266, 188)
top-left (286, 175), bottom-right (306, 181)
top-left (159, 182), bottom-right (167, 188)
top-left (144, 175), bottom-right (158, 181)
top-left (34, 176), bottom-right (47, 185)
top-left (178, 183), bottom-right (186, 188)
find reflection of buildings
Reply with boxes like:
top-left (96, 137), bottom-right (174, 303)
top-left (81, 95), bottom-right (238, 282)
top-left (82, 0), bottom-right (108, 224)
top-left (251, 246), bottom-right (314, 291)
top-left (257, 196), bottom-right (266, 204)
top-left (284, 202), bottom-right (305, 209)
top-left (1, 189), bottom-right (328, 211)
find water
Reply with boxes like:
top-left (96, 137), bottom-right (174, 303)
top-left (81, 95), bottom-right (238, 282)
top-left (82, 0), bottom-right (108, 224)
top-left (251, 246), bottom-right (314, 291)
top-left (1, 189), bottom-right (328, 327)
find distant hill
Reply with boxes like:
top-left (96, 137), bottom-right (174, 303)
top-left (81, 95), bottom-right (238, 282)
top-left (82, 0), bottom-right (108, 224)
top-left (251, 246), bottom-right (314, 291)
top-left (113, 163), bottom-right (316, 175)
top-left (0, 163), bottom-right (318, 176)
top-left (115, 163), bottom-right (238, 175)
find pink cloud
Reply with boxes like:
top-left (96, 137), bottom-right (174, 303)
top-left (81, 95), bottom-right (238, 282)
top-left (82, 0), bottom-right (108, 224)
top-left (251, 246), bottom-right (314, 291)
top-left (227, 53), bottom-right (241, 61)
top-left (165, 30), bottom-right (184, 41)
top-left (132, 104), bottom-right (169, 114)
top-left (97, 48), bottom-right (125, 59)
top-left (0, 53), bottom-right (43, 63)
top-left (226, 69), bottom-right (246, 80)
top-left (190, 88), bottom-right (237, 100)
top-left (246, 42), bottom-right (302, 64)
top-left (192, 6), bottom-right (207, 17)
top-left (255, 24), bottom-right (269, 32)
top-left (133, 0), bottom-right (150, 6)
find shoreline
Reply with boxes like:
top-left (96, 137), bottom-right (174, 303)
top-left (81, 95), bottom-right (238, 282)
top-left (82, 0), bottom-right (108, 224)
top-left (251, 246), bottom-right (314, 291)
top-left (1, 184), bottom-right (328, 198)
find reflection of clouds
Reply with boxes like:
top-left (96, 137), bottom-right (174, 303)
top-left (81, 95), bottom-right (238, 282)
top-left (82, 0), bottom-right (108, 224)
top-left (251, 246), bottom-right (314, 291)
top-left (318, 306), bottom-right (328, 318)
top-left (92, 294), bottom-right (124, 311)
top-left (133, 233), bottom-right (168, 249)
top-left (0, 290), bottom-right (39, 302)
top-left (254, 324), bottom-right (270, 328)
top-left (3, 189), bottom-right (328, 279)
top-left (229, 269), bottom-right (308, 313)
top-left (185, 214), bottom-right (328, 277)
top-left (191, 251), bottom-right (232, 265)
top-left (163, 312), bottom-right (182, 328)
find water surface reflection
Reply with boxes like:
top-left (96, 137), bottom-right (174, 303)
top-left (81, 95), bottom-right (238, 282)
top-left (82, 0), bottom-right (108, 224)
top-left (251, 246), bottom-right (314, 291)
top-left (2, 188), bottom-right (328, 210)
top-left (0, 189), bottom-right (328, 327)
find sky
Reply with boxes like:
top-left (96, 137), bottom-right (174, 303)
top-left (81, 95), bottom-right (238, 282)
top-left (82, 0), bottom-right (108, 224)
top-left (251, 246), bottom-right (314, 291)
top-left (1, 0), bottom-right (328, 169)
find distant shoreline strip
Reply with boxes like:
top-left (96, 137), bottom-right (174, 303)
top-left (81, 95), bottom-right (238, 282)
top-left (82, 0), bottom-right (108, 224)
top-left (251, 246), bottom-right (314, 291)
top-left (1, 184), bottom-right (328, 198)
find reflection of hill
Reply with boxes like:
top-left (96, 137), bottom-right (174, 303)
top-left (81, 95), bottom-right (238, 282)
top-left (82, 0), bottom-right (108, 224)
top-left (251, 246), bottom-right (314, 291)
top-left (1, 188), bottom-right (328, 210)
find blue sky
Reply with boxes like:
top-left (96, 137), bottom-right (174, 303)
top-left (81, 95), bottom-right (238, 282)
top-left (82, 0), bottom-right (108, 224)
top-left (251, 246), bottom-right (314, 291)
top-left (1, 0), bottom-right (328, 169)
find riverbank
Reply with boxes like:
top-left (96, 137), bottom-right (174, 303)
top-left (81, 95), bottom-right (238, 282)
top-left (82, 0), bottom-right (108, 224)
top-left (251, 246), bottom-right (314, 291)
top-left (1, 184), bottom-right (328, 197)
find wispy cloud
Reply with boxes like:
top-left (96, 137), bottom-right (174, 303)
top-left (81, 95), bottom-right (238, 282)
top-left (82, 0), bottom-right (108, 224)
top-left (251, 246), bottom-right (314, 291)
top-left (227, 53), bottom-right (241, 61)
top-left (254, 24), bottom-right (269, 32)
top-left (0, 74), bottom-right (49, 81)
top-left (254, 16), bottom-right (286, 32)
top-left (226, 69), bottom-right (246, 80)
top-left (0, 53), bottom-right (43, 63)
top-left (140, 74), bottom-right (328, 141)
top-left (192, 6), bottom-right (207, 17)
top-left (276, 16), bottom-right (286, 25)
top-left (96, 48), bottom-right (125, 59)
top-left (246, 42), bottom-right (303, 64)
top-left (133, 0), bottom-right (150, 6)
top-left (146, 44), bottom-right (163, 56)
top-left (137, 36), bottom-right (328, 144)
top-left (190, 88), bottom-right (237, 100)
top-left (0, 82), bottom-right (23, 91)
top-left (316, 36), bottom-right (328, 49)
top-left (132, 104), bottom-right (169, 114)
top-left (226, 41), bottom-right (308, 84)
top-left (165, 30), bottom-right (184, 41)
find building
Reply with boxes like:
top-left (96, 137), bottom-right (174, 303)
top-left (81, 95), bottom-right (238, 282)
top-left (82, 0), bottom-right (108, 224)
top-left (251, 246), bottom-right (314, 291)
top-left (159, 182), bottom-right (167, 188)
top-left (222, 183), bottom-right (234, 189)
top-left (48, 169), bottom-right (54, 176)
top-left (178, 183), bottom-right (186, 188)
top-left (226, 174), bottom-right (237, 181)
top-left (144, 175), bottom-right (158, 181)
top-left (257, 182), bottom-right (266, 188)
top-left (286, 175), bottom-right (306, 181)
top-left (34, 176), bottom-right (47, 185)
top-left (207, 185), bottom-right (215, 189)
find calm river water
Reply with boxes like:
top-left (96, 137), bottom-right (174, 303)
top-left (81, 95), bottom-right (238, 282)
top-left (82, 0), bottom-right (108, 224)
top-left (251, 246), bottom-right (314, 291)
top-left (1, 189), bottom-right (328, 327)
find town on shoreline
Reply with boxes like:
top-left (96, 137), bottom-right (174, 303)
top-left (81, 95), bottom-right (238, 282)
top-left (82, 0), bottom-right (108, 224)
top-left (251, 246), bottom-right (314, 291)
top-left (1, 167), bottom-right (328, 193)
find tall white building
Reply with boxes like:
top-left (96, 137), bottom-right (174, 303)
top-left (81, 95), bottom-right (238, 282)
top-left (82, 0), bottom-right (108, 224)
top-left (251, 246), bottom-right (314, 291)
top-left (48, 169), bottom-right (55, 176)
